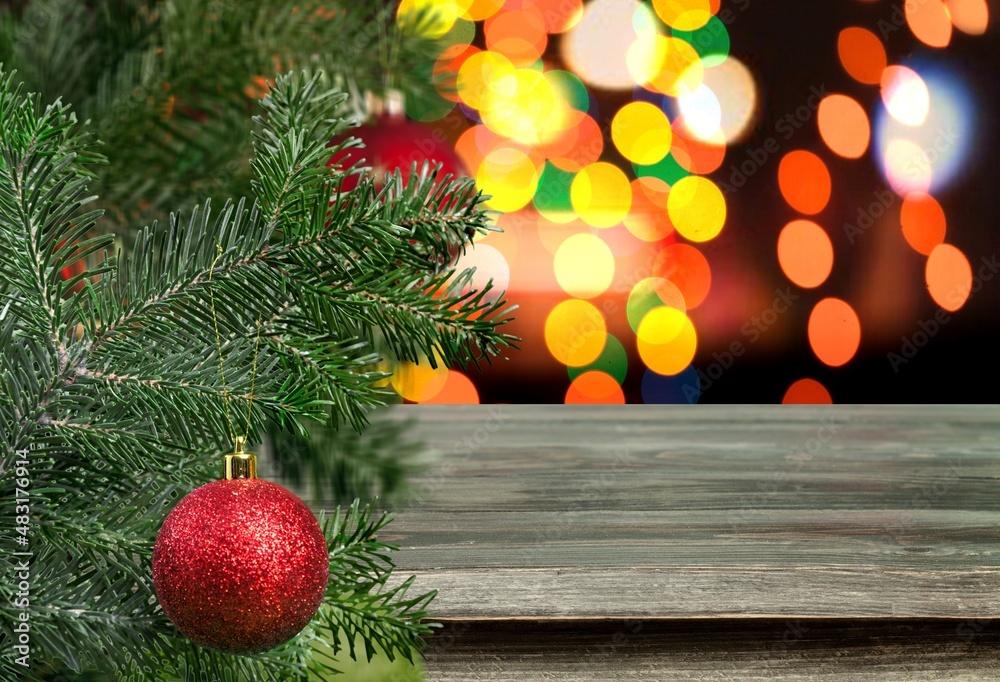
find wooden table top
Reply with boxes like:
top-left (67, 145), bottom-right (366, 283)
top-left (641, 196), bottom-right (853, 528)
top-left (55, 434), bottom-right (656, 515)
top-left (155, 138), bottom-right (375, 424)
top-left (382, 405), bottom-right (1000, 679)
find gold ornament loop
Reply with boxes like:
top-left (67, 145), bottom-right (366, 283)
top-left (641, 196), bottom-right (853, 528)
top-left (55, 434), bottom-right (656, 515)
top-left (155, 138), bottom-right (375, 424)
top-left (223, 437), bottom-right (257, 480)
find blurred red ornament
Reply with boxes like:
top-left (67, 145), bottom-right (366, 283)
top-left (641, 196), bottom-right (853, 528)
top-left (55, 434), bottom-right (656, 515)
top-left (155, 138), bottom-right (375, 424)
top-left (56, 239), bottom-right (87, 290)
top-left (327, 112), bottom-right (466, 192)
top-left (152, 453), bottom-right (329, 654)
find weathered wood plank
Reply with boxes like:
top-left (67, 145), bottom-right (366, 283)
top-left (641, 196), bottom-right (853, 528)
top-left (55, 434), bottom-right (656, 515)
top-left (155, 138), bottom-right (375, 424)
top-left (373, 405), bottom-right (1000, 678)
top-left (423, 619), bottom-right (1000, 680)
top-left (385, 405), bottom-right (1000, 619)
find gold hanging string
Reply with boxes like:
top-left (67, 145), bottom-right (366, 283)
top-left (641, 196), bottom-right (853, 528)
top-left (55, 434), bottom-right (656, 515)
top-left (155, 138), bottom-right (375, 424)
top-left (208, 243), bottom-right (264, 450)
top-left (245, 310), bottom-right (263, 442)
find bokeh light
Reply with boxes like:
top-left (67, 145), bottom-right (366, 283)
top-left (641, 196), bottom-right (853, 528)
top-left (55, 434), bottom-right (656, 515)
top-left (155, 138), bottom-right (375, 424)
top-left (881, 66), bottom-right (930, 127)
top-left (641, 366), bottom-right (701, 403)
top-left (876, 66), bottom-right (975, 195)
top-left (612, 102), bottom-right (673, 165)
top-left (817, 94), bottom-right (870, 159)
top-left (778, 151), bottom-right (831, 215)
top-left (900, 192), bottom-right (947, 256)
top-left (534, 0), bottom-right (585, 34)
top-left (394, 0), bottom-right (990, 404)
top-left (627, 278), bottom-right (687, 332)
top-left (568, 334), bottom-right (629, 384)
top-left (485, 6), bottom-right (548, 65)
top-left (397, 0), bottom-right (464, 38)
top-left (477, 146), bottom-right (541, 211)
top-left (652, 243), bottom-right (712, 308)
top-left (905, 0), bottom-right (953, 48)
top-left (782, 378), bottom-right (833, 404)
top-left (420, 371), bottom-right (481, 404)
top-left (456, 243), bottom-right (510, 299)
top-left (667, 176), bottom-right (726, 242)
top-left (391, 358), bottom-right (448, 402)
top-left (671, 16), bottom-right (730, 68)
top-left (554, 233), bottom-right (616, 298)
top-left (562, 0), bottom-right (654, 91)
top-left (565, 371), bottom-right (626, 404)
top-left (624, 177), bottom-right (675, 242)
top-left (777, 220), bottom-right (834, 289)
top-left (678, 57), bottom-right (758, 144)
top-left (808, 298), bottom-right (862, 368)
top-left (544, 299), bottom-right (608, 366)
top-left (838, 27), bottom-right (887, 85)
top-left (651, 0), bottom-right (712, 31)
top-left (628, 35), bottom-right (704, 97)
top-left (882, 139), bottom-right (933, 194)
top-left (571, 162), bottom-right (632, 228)
top-left (636, 306), bottom-right (698, 376)
top-left (463, 0), bottom-right (504, 22)
top-left (926, 243), bottom-right (973, 311)
top-left (947, 0), bottom-right (989, 35)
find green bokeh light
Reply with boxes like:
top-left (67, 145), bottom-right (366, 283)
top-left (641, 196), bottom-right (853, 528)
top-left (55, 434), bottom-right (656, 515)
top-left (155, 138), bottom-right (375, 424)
top-left (568, 334), bottom-right (628, 384)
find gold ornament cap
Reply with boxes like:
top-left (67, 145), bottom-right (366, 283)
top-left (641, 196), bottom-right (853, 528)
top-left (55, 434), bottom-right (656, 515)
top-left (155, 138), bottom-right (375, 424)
top-left (223, 437), bottom-right (257, 480)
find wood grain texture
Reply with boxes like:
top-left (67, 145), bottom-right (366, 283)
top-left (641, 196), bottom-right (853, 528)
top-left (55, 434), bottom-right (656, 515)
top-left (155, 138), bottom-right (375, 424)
top-left (423, 619), bottom-right (1000, 680)
top-left (371, 405), bottom-right (1000, 678)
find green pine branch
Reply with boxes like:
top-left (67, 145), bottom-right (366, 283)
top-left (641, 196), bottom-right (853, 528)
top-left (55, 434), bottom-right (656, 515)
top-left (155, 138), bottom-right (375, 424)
top-left (0, 66), bottom-right (516, 680)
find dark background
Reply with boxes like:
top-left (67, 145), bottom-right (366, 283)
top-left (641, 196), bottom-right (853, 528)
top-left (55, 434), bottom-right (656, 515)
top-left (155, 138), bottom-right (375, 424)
top-left (470, 0), bottom-right (1000, 404)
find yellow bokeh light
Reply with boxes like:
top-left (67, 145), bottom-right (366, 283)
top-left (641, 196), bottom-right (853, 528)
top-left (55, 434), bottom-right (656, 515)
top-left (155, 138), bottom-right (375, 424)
top-left (652, 0), bottom-right (712, 31)
top-left (544, 300), bottom-right (608, 366)
top-left (571, 162), bottom-right (632, 228)
top-left (398, 0), bottom-right (466, 38)
top-left (666, 176), bottom-right (726, 242)
top-left (391, 358), bottom-right (448, 402)
top-left (457, 50), bottom-right (516, 111)
top-left (628, 35), bottom-right (703, 97)
top-left (554, 234), bottom-right (616, 299)
top-left (477, 147), bottom-right (540, 212)
top-left (636, 306), bottom-right (697, 376)
top-left (479, 68), bottom-right (569, 145)
top-left (611, 102), bottom-right (673, 165)
top-left (462, 0), bottom-right (504, 22)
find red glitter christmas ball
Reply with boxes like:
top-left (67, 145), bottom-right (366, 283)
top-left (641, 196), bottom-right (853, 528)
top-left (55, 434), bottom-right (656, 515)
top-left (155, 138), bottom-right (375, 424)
top-left (152, 478), bottom-right (329, 654)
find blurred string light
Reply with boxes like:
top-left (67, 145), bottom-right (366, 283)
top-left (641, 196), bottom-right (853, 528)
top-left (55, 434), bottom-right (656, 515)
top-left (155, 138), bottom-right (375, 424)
top-left (394, 0), bottom-right (985, 406)
top-left (780, 8), bottom-right (986, 402)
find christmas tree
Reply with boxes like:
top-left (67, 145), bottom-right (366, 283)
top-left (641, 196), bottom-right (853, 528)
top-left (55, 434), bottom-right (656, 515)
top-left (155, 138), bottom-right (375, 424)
top-left (0, 62), bottom-right (513, 682)
top-left (0, 0), bottom-right (461, 512)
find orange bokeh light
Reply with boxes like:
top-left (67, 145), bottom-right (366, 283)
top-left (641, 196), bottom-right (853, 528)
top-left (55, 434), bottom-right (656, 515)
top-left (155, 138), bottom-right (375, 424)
top-left (541, 110), bottom-right (604, 172)
top-left (670, 119), bottom-right (726, 175)
top-left (777, 220), bottom-right (834, 289)
top-left (926, 243), bottom-right (973, 312)
top-left (624, 178), bottom-right (675, 242)
top-left (652, 243), bottom-right (712, 309)
top-left (947, 0), bottom-right (989, 35)
top-left (900, 192), bottom-right (947, 256)
top-left (905, 0), bottom-right (953, 47)
top-left (485, 7), bottom-right (548, 65)
top-left (565, 371), bottom-right (626, 404)
top-left (837, 27), bottom-right (887, 85)
top-left (421, 371), bottom-right (481, 404)
top-left (817, 94), bottom-right (870, 159)
top-left (782, 378), bottom-right (833, 404)
top-left (779, 151), bottom-right (832, 215)
top-left (808, 298), bottom-right (861, 367)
